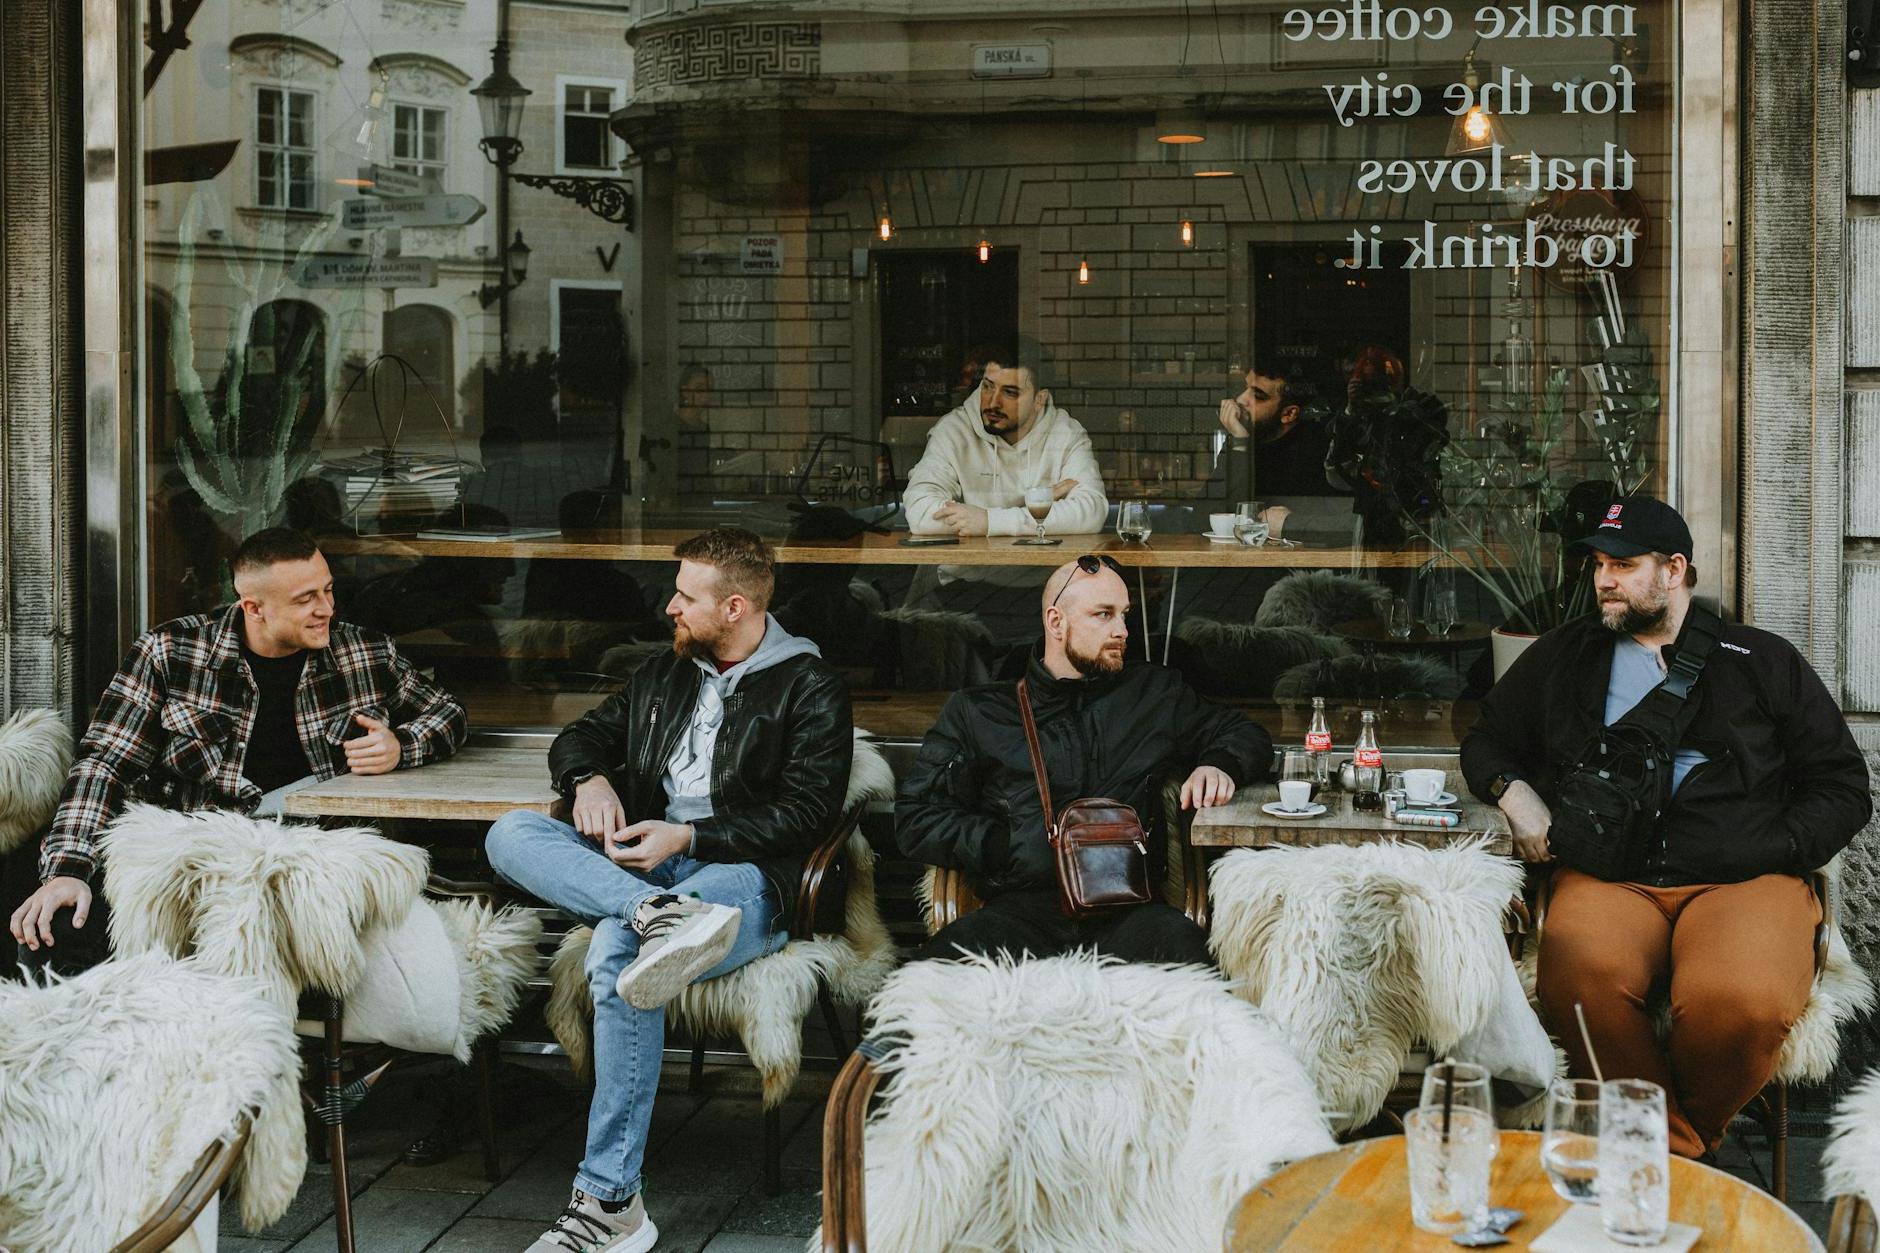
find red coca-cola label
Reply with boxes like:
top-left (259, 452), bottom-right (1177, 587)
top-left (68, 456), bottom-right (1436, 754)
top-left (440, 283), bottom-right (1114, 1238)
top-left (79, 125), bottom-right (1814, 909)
top-left (1306, 732), bottom-right (1332, 752)
top-left (1355, 746), bottom-right (1382, 768)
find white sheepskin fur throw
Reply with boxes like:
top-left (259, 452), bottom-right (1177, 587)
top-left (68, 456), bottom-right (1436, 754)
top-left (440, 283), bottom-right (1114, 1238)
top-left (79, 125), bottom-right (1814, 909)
top-left (1513, 858), bottom-right (1876, 1085)
top-left (1172, 618), bottom-right (1342, 699)
top-left (814, 953), bottom-right (1334, 1253)
top-left (101, 803), bottom-right (430, 1008)
top-left (0, 953), bottom-right (303, 1244)
top-left (547, 731), bottom-right (897, 1106)
top-left (1208, 838), bottom-right (1524, 1131)
top-left (1272, 651), bottom-right (1463, 701)
top-left (0, 707), bottom-right (72, 855)
top-left (1825, 1067), bottom-right (1880, 1204)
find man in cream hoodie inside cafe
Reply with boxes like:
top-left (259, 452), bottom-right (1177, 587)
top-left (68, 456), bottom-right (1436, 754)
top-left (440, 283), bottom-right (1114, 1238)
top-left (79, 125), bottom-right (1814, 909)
top-left (903, 346), bottom-right (1109, 540)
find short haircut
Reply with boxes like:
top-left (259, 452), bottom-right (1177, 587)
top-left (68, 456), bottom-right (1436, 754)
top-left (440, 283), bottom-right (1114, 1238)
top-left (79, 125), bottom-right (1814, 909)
top-left (1650, 551), bottom-right (1699, 589)
top-left (230, 527), bottom-right (320, 582)
top-left (984, 337), bottom-right (1053, 394)
top-left (672, 526), bottom-right (776, 610)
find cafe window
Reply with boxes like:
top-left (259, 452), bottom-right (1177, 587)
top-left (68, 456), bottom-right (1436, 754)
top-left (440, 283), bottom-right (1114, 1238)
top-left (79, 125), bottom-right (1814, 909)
top-left (136, 1), bottom-right (1692, 749)
top-left (253, 86), bottom-right (315, 211)
top-left (391, 104), bottom-right (447, 184)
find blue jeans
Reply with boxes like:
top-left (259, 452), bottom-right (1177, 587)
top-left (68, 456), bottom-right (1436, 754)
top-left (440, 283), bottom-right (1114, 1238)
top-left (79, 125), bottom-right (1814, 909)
top-left (485, 809), bottom-right (787, 1201)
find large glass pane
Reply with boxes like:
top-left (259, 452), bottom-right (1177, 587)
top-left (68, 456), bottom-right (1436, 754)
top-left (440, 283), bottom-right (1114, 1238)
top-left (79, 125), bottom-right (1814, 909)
top-left (139, 0), bottom-right (1680, 747)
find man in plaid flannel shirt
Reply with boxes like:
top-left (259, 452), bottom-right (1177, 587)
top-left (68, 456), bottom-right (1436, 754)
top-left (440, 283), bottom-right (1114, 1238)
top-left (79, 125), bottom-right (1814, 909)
top-left (9, 527), bottom-right (466, 970)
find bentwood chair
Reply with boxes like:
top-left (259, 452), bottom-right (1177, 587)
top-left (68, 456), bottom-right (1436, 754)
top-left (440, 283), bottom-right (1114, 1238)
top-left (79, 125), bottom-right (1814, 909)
top-left (106, 1116), bottom-right (253, 1253)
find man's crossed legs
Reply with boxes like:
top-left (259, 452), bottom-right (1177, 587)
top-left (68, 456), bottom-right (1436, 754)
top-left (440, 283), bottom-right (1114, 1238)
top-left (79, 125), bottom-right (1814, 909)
top-left (487, 810), bottom-right (786, 1253)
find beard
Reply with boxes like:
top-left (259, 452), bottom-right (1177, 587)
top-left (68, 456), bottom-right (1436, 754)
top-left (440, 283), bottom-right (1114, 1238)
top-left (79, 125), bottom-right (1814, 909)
top-left (1066, 634), bottom-right (1126, 676)
top-left (1598, 589), bottom-right (1669, 635)
top-left (980, 406), bottom-right (1012, 434)
top-left (672, 617), bottom-right (721, 661)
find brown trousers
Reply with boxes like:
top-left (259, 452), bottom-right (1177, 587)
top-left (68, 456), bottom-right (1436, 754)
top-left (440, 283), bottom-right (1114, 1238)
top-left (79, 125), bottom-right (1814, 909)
top-left (1535, 868), bottom-right (1819, 1158)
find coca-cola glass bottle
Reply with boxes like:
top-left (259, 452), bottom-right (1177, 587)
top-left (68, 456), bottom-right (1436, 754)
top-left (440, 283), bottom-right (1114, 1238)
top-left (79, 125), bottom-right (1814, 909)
top-left (1306, 696), bottom-right (1333, 792)
top-left (1353, 709), bottom-right (1384, 811)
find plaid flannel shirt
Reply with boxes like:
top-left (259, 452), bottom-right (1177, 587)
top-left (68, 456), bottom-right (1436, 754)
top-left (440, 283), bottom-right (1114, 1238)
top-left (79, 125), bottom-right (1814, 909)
top-left (40, 604), bottom-right (467, 882)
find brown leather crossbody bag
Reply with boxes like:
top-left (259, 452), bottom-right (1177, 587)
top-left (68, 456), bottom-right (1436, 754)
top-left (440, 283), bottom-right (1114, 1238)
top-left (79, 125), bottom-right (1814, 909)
top-left (1016, 678), bottom-right (1153, 918)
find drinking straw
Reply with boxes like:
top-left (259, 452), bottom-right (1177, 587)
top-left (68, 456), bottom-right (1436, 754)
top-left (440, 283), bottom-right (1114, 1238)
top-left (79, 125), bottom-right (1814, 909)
top-left (1440, 1059), bottom-right (1455, 1143)
top-left (1573, 1002), bottom-right (1605, 1084)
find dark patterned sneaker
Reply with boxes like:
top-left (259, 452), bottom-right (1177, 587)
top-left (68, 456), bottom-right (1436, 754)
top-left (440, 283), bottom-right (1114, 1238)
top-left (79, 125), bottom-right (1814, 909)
top-left (614, 892), bottom-right (741, 1010)
top-left (524, 1188), bottom-right (656, 1252)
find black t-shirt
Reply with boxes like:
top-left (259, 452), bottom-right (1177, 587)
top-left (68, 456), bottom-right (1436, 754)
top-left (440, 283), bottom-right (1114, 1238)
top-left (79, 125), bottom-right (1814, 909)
top-left (239, 641), bottom-right (312, 794)
top-left (1203, 421), bottom-right (1344, 515)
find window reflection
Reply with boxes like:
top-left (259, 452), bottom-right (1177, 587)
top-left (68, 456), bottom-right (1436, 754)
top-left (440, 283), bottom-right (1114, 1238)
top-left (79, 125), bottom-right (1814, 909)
top-left (138, 0), bottom-right (1677, 746)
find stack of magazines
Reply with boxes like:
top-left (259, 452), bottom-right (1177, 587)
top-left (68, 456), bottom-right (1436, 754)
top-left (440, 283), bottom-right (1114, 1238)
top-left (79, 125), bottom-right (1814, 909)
top-left (319, 450), bottom-right (469, 519)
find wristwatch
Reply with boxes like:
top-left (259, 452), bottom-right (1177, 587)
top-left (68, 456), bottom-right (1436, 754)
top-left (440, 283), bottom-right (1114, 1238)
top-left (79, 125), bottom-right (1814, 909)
top-left (1487, 772), bottom-right (1520, 802)
top-left (564, 769), bottom-right (602, 794)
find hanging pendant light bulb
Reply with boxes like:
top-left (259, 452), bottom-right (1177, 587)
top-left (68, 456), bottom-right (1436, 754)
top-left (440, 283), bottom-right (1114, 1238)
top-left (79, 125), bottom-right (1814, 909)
top-left (977, 238), bottom-right (992, 263)
top-left (1077, 258), bottom-right (1091, 285)
top-left (1445, 44), bottom-right (1513, 156)
top-left (1180, 218), bottom-right (1195, 247)
top-left (878, 214), bottom-right (894, 241)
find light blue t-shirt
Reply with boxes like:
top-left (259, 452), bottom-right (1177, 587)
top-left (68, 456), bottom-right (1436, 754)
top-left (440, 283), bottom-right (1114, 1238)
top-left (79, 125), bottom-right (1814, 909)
top-left (1604, 636), bottom-right (1708, 793)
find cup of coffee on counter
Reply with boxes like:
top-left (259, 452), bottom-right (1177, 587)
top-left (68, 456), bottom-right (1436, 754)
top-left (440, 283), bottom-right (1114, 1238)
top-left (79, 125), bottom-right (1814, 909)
top-left (1208, 512), bottom-right (1236, 536)
top-left (1403, 768), bottom-right (1445, 803)
top-left (1278, 779), bottom-right (1313, 812)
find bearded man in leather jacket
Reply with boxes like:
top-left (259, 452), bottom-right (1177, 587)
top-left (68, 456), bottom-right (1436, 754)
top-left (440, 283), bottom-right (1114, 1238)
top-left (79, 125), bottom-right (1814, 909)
top-left (899, 555), bottom-right (1272, 966)
top-left (485, 527), bottom-right (851, 1253)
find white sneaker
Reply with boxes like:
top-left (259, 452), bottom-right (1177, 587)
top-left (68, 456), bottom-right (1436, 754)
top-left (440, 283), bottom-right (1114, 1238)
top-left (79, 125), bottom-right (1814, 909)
top-left (614, 892), bottom-right (741, 1010)
top-left (524, 1187), bottom-right (657, 1253)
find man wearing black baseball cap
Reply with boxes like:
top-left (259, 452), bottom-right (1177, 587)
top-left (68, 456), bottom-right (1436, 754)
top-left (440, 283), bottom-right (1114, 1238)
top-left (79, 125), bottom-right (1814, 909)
top-left (1461, 495), bottom-right (1870, 1159)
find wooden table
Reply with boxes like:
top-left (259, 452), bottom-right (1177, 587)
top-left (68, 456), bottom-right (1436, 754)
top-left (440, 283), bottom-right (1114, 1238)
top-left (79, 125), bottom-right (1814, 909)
top-left (1223, 1131), bottom-right (1823, 1251)
top-left (321, 528), bottom-right (1486, 569)
top-left (280, 744), bottom-right (556, 822)
top-left (1192, 762), bottom-right (1511, 857)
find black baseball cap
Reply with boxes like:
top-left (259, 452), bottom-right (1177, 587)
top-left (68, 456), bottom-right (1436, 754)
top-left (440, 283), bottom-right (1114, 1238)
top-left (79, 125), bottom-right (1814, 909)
top-left (1570, 495), bottom-right (1693, 560)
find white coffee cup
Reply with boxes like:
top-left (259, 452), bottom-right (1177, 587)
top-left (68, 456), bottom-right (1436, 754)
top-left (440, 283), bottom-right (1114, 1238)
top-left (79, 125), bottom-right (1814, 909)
top-left (1278, 779), bottom-right (1313, 811)
top-left (1209, 512), bottom-right (1236, 536)
top-left (1403, 768), bottom-right (1445, 803)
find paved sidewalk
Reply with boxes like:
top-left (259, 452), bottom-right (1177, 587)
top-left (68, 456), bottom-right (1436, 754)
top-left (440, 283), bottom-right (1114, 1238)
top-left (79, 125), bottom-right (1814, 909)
top-left (221, 1054), bottom-right (1837, 1251)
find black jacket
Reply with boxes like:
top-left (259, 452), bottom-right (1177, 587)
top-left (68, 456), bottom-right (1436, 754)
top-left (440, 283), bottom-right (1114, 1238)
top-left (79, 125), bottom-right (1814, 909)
top-left (546, 648), bottom-right (853, 917)
top-left (1461, 613), bottom-right (1871, 886)
top-left (896, 653), bottom-right (1273, 897)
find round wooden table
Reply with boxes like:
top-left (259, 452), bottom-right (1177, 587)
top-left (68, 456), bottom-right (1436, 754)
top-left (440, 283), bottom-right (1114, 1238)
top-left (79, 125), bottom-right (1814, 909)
top-left (1223, 1131), bottom-right (1824, 1251)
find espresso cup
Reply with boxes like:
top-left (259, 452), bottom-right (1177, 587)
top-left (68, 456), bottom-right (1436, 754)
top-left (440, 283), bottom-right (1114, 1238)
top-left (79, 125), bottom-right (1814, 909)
top-left (1403, 768), bottom-right (1445, 803)
top-left (1208, 512), bottom-right (1236, 536)
top-left (1278, 779), bottom-right (1313, 811)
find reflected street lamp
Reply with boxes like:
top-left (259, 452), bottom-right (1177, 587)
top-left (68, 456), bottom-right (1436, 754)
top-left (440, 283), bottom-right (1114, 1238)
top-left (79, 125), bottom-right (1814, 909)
top-left (477, 230), bottom-right (532, 308)
top-left (473, 43), bottom-right (530, 169)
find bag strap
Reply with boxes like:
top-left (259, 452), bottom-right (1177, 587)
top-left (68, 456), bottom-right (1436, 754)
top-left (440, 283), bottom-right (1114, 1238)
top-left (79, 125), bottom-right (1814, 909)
top-left (1611, 604), bottom-right (1725, 746)
top-left (1015, 678), bottom-right (1055, 836)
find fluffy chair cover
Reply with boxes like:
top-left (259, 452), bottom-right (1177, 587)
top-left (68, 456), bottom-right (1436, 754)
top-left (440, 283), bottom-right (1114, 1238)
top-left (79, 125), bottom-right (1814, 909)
top-left (816, 953), bottom-right (1335, 1253)
top-left (1253, 571), bottom-right (1392, 633)
top-left (1824, 1067), bottom-right (1880, 1204)
top-left (102, 804), bottom-right (430, 1008)
top-left (880, 607), bottom-right (995, 689)
top-left (0, 707), bottom-right (72, 855)
top-left (1513, 858), bottom-right (1876, 1085)
top-left (1272, 652), bottom-right (1463, 701)
top-left (547, 731), bottom-right (897, 1106)
top-left (0, 954), bottom-right (303, 1243)
top-left (1209, 838), bottom-right (1526, 1130)
top-left (1172, 618), bottom-right (1343, 698)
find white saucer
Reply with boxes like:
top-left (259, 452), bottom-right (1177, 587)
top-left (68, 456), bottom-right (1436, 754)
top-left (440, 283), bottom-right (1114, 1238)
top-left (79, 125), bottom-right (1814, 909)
top-left (1404, 791), bottom-right (1459, 807)
top-left (1203, 531), bottom-right (1238, 542)
top-left (1262, 801), bottom-right (1328, 819)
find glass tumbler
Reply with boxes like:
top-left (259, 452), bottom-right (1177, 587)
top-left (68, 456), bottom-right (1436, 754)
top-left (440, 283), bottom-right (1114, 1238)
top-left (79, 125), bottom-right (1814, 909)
top-left (1598, 1079), bottom-right (1670, 1246)
top-left (1404, 1105), bottom-right (1495, 1235)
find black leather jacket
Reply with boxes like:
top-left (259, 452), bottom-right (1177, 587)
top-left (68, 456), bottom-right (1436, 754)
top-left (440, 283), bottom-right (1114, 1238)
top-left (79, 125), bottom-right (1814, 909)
top-left (896, 653), bottom-right (1273, 897)
top-left (547, 648), bottom-right (853, 917)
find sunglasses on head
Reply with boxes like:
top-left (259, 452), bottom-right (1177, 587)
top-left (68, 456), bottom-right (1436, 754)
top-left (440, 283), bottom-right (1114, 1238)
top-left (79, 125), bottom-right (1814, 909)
top-left (1049, 554), bottom-right (1125, 611)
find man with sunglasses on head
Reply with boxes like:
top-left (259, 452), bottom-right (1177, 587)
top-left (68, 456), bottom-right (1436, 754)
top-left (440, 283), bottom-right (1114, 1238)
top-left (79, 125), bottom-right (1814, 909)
top-left (898, 555), bottom-right (1272, 965)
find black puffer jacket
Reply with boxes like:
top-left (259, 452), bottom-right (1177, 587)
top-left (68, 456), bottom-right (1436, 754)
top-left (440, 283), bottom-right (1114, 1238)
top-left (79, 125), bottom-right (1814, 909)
top-left (896, 652), bottom-right (1272, 897)
top-left (547, 648), bottom-right (852, 917)
top-left (1461, 613), bottom-right (1871, 885)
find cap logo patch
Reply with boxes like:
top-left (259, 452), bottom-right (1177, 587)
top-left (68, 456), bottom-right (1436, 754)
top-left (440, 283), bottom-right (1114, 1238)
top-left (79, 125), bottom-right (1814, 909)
top-left (1599, 502), bottom-right (1625, 530)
